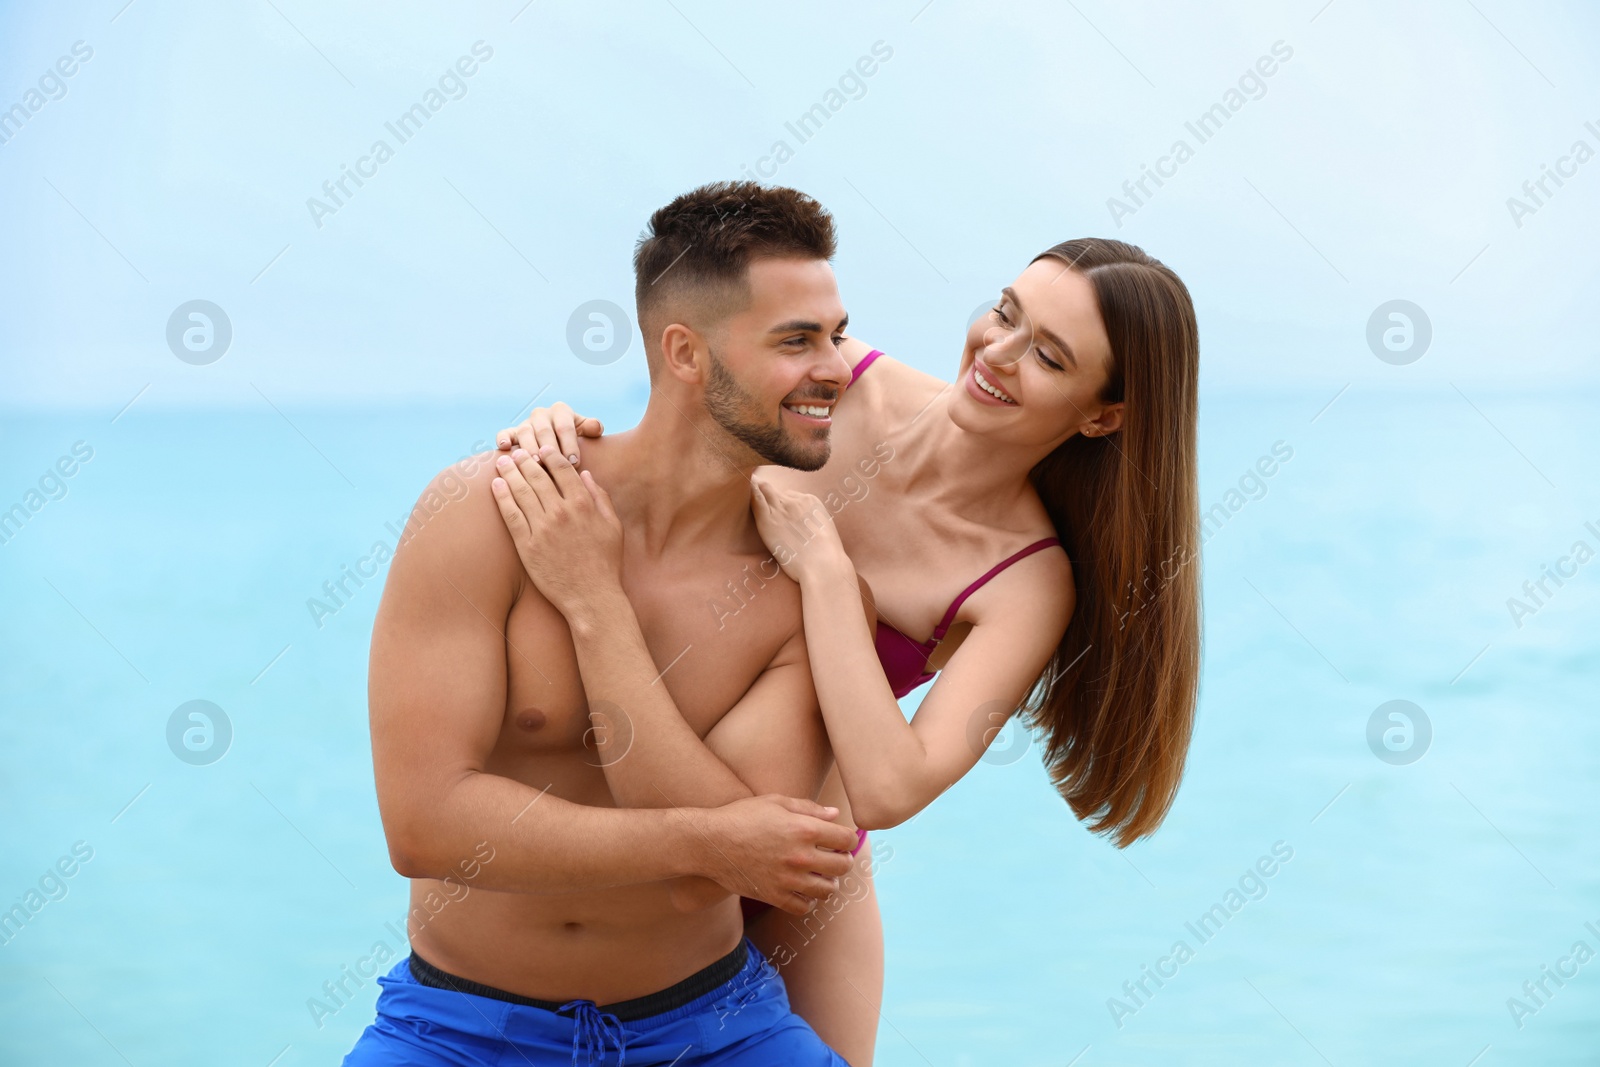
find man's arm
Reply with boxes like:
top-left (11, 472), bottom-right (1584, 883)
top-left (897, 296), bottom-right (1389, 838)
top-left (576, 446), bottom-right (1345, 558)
top-left (567, 590), bottom-right (838, 913)
top-left (370, 458), bottom-right (854, 909)
top-left (574, 590), bottom-right (830, 809)
top-left (490, 447), bottom-right (835, 809)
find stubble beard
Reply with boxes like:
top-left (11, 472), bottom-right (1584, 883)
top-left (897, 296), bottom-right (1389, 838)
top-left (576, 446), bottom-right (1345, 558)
top-left (704, 348), bottom-right (831, 472)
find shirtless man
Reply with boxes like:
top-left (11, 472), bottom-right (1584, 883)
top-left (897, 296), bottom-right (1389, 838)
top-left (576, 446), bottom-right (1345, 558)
top-left (345, 183), bottom-right (861, 1065)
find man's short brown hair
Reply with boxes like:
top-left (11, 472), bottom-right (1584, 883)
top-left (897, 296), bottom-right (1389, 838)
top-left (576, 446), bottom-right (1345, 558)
top-left (632, 182), bottom-right (836, 368)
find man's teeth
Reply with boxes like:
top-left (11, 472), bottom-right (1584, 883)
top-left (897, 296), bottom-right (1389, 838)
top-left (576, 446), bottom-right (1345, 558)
top-left (974, 366), bottom-right (1017, 404)
top-left (786, 403), bottom-right (831, 418)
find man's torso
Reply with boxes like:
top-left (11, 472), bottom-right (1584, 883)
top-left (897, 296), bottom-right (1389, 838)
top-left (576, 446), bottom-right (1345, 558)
top-left (409, 456), bottom-right (809, 1003)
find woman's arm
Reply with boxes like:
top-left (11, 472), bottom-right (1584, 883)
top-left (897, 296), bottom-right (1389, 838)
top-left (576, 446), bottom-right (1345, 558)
top-left (753, 479), bottom-right (1071, 830)
top-left (747, 765), bottom-right (883, 1066)
top-left (489, 446), bottom-right (827, 811)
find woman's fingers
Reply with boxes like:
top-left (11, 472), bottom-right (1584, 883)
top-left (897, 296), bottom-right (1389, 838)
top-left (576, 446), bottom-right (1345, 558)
top-left (548, 402), bottom-right (581, 463)
top-left (551, 403), bottom-right (604, 463)
top-left (497, 412), bottom-right (539, 451)
top-left (752, 479), bottom-right (812, 529)
top-left (526, 407), bottom-right (565, 459)
top-left (538, 445), bottom-right (586, 500)
top-left (489, 476), bottom-right (534, 542)
top-left (496, 424), bottom-right (529, 451)
top-left (496, 405), bottom-right (603, 459)
top-left (518, 448), bottom-right (567, 509)
top-left (496, 450), bottom-right (555, 515)
top-left (581, 470), bottom-right (618, 524)
top-left (496, 407), bottom-right (557, 453)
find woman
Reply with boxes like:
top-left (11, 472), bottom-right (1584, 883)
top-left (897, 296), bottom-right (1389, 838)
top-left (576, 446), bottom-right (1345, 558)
top-left (493, 238), bottom-right (1200, 1064)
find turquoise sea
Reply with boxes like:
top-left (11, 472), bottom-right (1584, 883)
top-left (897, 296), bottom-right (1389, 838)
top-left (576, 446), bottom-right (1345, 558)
top-left (3, 389), bottom-right (1596, 1065)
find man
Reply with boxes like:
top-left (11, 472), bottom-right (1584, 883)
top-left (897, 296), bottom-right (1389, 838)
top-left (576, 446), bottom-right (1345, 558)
top-left (347, 182), bottom-right (860, 1065)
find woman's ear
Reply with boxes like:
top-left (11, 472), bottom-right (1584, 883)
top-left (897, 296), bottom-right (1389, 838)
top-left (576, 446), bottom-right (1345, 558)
top-left (1083, 401), bottom-right (1125, 438)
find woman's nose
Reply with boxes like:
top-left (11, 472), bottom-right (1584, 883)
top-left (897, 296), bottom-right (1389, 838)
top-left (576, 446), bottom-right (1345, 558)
top-left (983, 327), bottom-right (1027, 367)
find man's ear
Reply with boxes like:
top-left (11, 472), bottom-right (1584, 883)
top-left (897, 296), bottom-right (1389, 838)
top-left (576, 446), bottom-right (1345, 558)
top-left (658, 323), bottom-right (707, 384)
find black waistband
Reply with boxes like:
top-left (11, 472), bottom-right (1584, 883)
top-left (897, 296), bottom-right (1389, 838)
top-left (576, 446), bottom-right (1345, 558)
top-left (407, 939), bottom-right (749, 1022)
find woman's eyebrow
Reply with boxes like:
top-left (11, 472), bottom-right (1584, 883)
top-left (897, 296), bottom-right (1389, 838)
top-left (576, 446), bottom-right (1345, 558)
top-left (1003, 287), bottom-right (1078, 368)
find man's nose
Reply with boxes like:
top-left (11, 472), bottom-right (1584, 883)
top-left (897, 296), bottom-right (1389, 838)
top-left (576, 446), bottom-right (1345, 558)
top-left (819, 341), bottom-right (852, 387)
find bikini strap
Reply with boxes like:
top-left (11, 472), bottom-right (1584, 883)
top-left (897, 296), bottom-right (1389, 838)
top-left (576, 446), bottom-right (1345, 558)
top-left (848, 349), bottom-right (884, 386)
top-left (930, 537), bottom-right (1063, 640)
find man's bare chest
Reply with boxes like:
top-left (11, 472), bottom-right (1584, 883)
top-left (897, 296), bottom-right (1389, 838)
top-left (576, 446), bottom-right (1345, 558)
top-left (495, 551), bottom-right (801, 757)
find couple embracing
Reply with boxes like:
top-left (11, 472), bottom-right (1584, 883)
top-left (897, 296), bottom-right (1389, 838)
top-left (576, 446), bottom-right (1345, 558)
top-left (345, 181), bottom-right (1201, 1065)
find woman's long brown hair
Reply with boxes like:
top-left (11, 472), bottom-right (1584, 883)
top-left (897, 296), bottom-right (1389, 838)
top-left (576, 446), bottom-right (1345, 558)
top-left (1022, 238), bottom-right (1201, 848)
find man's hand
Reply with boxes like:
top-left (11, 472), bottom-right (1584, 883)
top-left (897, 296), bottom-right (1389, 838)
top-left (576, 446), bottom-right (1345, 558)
top-left (685, 796), bottom-right (859, 916)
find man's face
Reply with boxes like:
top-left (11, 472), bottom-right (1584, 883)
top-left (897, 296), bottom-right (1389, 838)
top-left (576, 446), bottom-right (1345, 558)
top-left (702, 257), bottom-right (851, 471)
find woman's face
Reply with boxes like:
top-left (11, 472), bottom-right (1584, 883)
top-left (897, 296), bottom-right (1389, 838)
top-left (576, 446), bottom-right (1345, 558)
top-left (951, 260), bottom-right (1122, 449)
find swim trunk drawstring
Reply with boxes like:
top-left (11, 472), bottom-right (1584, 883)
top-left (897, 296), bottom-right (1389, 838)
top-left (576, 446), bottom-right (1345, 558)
top-left (559, 999), bottom-right (629, 1066)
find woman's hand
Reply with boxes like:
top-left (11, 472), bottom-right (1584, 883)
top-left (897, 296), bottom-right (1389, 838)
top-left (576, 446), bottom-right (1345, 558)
top-left (496, 402), bottom-right (604, 464)
top-left (490, 446), bottom-right (623, 621)
top-left (750, 475), bottom-right (850, 584)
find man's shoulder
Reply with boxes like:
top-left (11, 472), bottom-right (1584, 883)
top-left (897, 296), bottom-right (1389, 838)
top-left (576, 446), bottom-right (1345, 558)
top-left (389, 450), bottom-right (524, 591)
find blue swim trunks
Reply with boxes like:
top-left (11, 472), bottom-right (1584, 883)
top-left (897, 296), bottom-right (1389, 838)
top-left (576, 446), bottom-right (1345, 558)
top-left (341, 937), bottom-right (847, 1066)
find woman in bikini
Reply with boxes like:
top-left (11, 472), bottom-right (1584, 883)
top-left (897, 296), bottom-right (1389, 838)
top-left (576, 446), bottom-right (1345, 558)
top-left (493, 237), bottom-right (1200, 1065)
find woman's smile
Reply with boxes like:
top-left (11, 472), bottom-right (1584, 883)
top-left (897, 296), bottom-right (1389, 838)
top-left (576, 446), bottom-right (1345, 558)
top-left (965, 360), bottom-right (1019, 406)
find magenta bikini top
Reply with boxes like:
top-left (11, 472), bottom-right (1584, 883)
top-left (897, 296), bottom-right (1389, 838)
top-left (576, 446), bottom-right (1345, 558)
top-left (849, 350), bottom-right (1064, 698)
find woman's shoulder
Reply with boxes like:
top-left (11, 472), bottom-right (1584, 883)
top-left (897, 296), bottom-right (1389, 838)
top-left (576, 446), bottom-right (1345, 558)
top-left (842, 337), bottom-right (941, 382)
top-left (979, 496), bottom-right (1076, 612)
top-left (968, 525), bottom-right (1076, 631)
top-left (840, 338), bottom-right (945, 414)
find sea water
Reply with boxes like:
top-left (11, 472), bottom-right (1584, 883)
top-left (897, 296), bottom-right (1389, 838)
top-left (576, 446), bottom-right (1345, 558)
top-left (1, 388), bottom-right (1596, 1065)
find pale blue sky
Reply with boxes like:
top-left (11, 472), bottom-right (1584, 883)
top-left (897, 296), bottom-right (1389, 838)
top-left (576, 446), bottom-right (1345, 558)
top-left (2, 0), bottom-right (1597, 409)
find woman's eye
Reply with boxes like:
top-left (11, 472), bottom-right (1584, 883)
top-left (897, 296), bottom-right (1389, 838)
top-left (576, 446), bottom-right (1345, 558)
top-left (991, 306), bottom-right (1011, 326)
top-left (1036, 348), bottom-right (1063, 371)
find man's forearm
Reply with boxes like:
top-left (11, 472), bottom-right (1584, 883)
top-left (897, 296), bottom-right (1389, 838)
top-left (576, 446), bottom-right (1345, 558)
top-left (390, 769), bottom-right (718, 892)
top-left (567, 589), bottom-right (754, 809)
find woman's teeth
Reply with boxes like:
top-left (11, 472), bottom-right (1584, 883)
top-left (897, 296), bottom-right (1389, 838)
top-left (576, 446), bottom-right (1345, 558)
top-left (786, 403), bottom-right (831, 417)
top-left (974, 366), bottom-right (1017, 404)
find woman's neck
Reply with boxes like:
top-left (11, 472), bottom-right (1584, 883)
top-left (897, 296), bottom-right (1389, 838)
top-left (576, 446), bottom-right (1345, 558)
top-left (892, 390), bottom-right (1051, 523)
